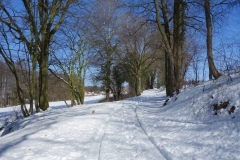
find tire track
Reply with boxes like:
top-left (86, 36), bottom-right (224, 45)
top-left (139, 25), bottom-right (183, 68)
top-left (132, 104), bottom-right (172, 160)
top-left (87, 106), bottom-right (121, 160)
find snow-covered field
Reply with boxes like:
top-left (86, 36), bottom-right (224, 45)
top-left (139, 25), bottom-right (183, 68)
top-left (0, 95), bottom-right (105, 128)
top-left (0, 74), bottom-right (240, 159)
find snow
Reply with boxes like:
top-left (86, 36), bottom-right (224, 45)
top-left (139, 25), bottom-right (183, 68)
top-left (0, 74), bottom-right (240, 159)
top-left (0, 95), bottom-right (105, 128)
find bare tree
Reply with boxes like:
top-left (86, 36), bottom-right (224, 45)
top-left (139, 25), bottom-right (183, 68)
top-left (185, 0), bottom-right (238, 80)
top-left (0, 60), bottom-right (15, 107)
top-left (49, 27), bottom-right (89, 106)
top-left (153, 0), bottom-right (186, 96)
top-left (87, 0), bottom-right (120, 102)
top-left (204, 0), bottom-right (221, 79)
top-left (117, 16), bottom-right (161, 96)
top-left (0, 29), bottom-right (29, 117)
top-left (0, 0), bottom-right (75, 111)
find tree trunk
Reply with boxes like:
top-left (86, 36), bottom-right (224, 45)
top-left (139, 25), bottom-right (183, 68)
top-left (74, 91), bottom-right (81, 105)
top-left (31, 54), bottom-right (40, 112)
top-left (155, 0), bottom-right (176, 97)
top-left (105, 52), bottom-right (111, 102)
top-left (79, 87), bottom-right (84, 104)
top-left (78, 65), bottom-right (85, 104)
top-left (39, 53), bottom-right (49, 111)
top-left (204, 0), bottom-right (221, 79)
top-left (70, 66), bottom-right (76, 106)
top-left (13, 71), bottom-right (29, 117)
top-left (165, 52), bottom-right (175, 97)
top-left (79, 78), bottom-right (85, 104)
top-left (173, 0), bottom-right (184, 93)
top-left (117, 90), bottom-right (121, 101)
top-left (150, 73), bottom-right (155, 89)
top-left (135, 75), bottom-right (141, 96)
top-left (33, 57), bottom-right (40, 112)
top-left (29, 96), bottom-right (33, 114)
top-left (70, 87), bottom-right (76, 106)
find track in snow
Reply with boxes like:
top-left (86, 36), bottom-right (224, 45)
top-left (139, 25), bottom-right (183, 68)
top-left (133, 104), bottom-right (172, 160)
top-left (87, 105), bottom-right (121, 160)
top-left (97, 101), bottom-right (169, 160)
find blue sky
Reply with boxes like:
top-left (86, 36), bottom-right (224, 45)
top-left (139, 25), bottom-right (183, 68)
top-left (2, 0), bottom-right (240, 85)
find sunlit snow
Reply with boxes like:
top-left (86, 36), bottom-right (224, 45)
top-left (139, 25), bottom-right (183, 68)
top-left (0, 74), bottom-right (240, 159)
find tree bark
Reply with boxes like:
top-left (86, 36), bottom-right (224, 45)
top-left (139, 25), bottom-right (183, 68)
top-left (135, 75), bottom-right (142, 96)
top-left (165, 52), bottom-right (174, 97)
top-left (154, 0), bottom-right (186, 96)
top-left (39, 53), bottom-right (49, 111)
top-left (32, 55), bottom-right (40, 112)
top-left (16, 77), bottom-right (29, 117)
top-left (204, 0), bottom-right (221, 79)
top-left (105, 50), bottom-right (111, 102)
top-left (154, 0), bottom-right (176, 97)
top-left (173, 0), bottom-right (184, 93)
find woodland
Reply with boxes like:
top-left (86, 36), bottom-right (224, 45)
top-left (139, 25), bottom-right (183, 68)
top-left (0, 0), bottom-right (239, 117)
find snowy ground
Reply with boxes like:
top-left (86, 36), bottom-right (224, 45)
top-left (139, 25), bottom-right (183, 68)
top-left (0, 74), bottom-right (240, 159)
top-left (0, 95), bottom-right (105, 128)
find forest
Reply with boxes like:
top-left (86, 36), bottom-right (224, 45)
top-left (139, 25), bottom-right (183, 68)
top-left (0, 0), bottom-right (239, 117)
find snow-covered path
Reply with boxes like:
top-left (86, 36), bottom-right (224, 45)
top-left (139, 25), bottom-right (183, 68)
top-left (0, 90), bottom-right (168, 160)
top-left (98, 102), bottom-right (165, 159)
top-left (1, 77), bottom-right (240, 160)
